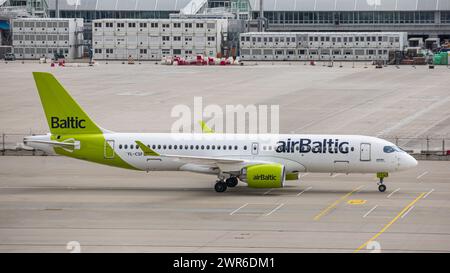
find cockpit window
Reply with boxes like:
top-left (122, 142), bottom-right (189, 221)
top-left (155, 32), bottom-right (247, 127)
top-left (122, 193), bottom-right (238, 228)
top-left (383, 146), bottom-right (404, 153)
top-left (383, 146), bottom-right (396, 153)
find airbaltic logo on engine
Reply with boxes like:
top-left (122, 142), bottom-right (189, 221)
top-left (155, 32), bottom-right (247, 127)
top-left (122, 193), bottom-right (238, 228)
top-left (276, 138), bottom-right (352, 154)
top-left (51, 117), bottom-right (86, 129)
top-left (253, 174), bottom-right (277, 181)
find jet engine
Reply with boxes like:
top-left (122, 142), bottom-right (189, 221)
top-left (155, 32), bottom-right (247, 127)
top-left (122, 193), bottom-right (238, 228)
top-left (239, 164), bottom-right (286, 188)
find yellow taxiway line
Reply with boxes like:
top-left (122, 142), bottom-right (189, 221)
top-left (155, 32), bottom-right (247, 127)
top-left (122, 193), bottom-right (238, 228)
top-left (354, 192), bottom-right (426, 252)
top-left (313, 185), bottom-right (364, 221)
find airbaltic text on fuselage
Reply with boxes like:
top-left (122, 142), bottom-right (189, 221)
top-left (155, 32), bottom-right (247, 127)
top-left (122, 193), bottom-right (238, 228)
top-left (276, 138), bottom-right (352, 154)
top-left (51, 117), bottom-right (86, 129)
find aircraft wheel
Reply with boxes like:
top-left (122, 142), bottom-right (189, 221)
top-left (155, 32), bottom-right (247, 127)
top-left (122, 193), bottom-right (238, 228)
top-left (215, 181), bottom-right (228, 193)
top-left (226, 177), bottom-right (238, 188)
top-left (378, 184), bottom-right (386, 193)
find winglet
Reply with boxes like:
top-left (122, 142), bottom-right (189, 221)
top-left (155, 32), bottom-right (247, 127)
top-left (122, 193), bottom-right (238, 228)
top-left (135, 141), bottom-right (160, 156)
top-left (199, 120), bottom-right (214, 134)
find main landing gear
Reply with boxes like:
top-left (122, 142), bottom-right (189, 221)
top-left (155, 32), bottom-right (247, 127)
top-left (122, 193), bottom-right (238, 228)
top-left (377, 172), bottom-right (388, 192)
top-left (214, 176), bottom-right (239, 193)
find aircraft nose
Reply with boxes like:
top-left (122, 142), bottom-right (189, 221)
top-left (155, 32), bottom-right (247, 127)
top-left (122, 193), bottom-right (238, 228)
top-left (402, 154), bottom-right (418, 169)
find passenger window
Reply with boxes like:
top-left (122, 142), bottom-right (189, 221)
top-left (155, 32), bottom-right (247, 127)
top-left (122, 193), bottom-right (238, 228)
top-left (185, 145), bottom-right (189, 149)
top-left (119, 144), bottom-right (122, 149)
top-left (152, 145), bottom-right (156, 149)
top-left (130, 144), bottom-right (134, 149)
top-left (195, 145), bottom-right (199, 150)
top-left (158, 145), bottom-right (161, 149)
top-left (201, 145), bottom-right (205, 150)
top-left (212, 145), bottom-right (215, 150)
top-left (163, 145), bottom-right (167, 149)
top-left (190, 145), bottom-right (194, 150)
top-left (223, 145), bottom-right (227, 150)
top-left (168, 145), bottom-right (172, 149)
top-left (229, 145), bottom-right (232, 150)
top-left (217, 145), bottom-right (221, 150)
top-left (124, 145), bottom-right (128, 149)
top-left (206, 145), bottom-right (210, 150)
top-left (174, 145), bottom-right (177, 150)
top-left (234, 145), bottom-right (238, 150)
top-left (244, 146), bottom-right (248, 150)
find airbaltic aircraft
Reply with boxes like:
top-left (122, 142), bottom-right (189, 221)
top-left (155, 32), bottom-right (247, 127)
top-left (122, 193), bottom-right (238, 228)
top-left (25, 72), bottom-right (418, 193)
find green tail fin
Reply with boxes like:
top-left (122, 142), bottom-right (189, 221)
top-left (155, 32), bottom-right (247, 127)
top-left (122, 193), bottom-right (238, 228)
top-left (32, 72), bottom-right (102, 135)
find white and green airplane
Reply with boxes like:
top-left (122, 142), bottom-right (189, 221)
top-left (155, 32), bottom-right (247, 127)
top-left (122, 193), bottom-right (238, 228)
top-left (24, 72), bottom-right (418, 193)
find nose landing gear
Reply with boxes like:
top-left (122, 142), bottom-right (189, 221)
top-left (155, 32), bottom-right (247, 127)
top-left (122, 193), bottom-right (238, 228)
top-left (377, 172), bottom-right (388, 192)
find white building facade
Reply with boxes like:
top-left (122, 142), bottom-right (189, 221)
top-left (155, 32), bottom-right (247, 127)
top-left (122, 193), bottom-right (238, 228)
top-left (240, 32), bottom-right (408, 61)
top-left (12, 18), bottom-right (84, 59)
top-left (92, 18), bottom-right (228, 60)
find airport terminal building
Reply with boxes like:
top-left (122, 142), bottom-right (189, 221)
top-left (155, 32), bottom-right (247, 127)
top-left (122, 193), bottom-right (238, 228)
top-left (45, 0), bottom-right (450, 38)
top-left (3, 0), bottom-right (450, 59)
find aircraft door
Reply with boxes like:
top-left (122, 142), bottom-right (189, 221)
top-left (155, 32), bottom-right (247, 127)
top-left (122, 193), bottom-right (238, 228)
top-left (104, 140), bottom-right (115, 159)
top-left (360, 143), bottom-right (371, 161)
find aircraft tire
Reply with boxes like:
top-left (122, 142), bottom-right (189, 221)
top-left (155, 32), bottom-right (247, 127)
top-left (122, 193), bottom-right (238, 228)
top-left (378, 184), bottom-right (386, 192)
top-left (226, 177), bottom-right (238, 188)
top-left (215, 181), bottom-right (227, 193)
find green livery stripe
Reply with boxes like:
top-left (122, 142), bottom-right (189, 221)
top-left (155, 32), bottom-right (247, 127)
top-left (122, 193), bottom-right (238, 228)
top-left (52, 134), bottom-right (139, 171)
top-left (135, 140), bottom-right (160, 156)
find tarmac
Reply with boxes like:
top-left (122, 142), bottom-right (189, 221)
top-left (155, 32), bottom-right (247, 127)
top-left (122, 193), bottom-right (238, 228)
top-left (0, 61), bottom-right (449, 252)
top-left (0, 156), bottom-right (448, 252)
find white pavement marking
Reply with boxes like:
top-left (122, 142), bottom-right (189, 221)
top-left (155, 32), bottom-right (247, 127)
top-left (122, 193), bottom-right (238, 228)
top-left (387, 188), bottom-right (400, 198)
top-left (423, 189), bottom-right (435, 199)
top-left (263, 189), bottom-right (274, 195)
top-left (301, 173), bottom-right (309, 178)
top-left (265, 203), bottom-right (285, 216)
top-left (416, 171), bottom-right (429, 180)
top-left (401, 205), bottom-right (415, 219)
top-left (229, 203), bottom-right (249, 215)
top-left (296, 186), bottom-right (312, 197)
top-left (363, 205), bottom-right (379, 218)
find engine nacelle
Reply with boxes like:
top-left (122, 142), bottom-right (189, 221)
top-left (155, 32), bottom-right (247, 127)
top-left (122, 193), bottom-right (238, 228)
top-left (239, 164), bottom-right (285, 188)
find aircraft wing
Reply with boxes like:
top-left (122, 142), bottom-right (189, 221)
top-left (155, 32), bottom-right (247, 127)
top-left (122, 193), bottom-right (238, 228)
top-left (135, 141), bottom-right (270, 171)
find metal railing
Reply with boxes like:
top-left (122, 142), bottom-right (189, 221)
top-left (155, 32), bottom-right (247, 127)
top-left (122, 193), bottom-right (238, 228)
top-left (1, 132), bottom-right (48, 156)
top-left (384, 136), bottom-right (450, 156)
